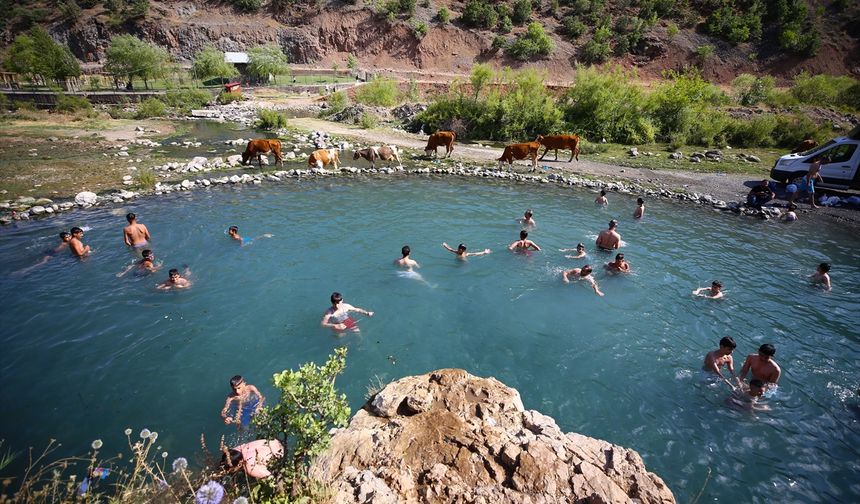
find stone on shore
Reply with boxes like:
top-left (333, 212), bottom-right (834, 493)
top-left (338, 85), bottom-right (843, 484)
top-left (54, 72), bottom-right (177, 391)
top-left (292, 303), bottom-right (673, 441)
top-left (74, 191), bottom-right (98, 206)
top-left (311, 369), bottom-right (675, 504)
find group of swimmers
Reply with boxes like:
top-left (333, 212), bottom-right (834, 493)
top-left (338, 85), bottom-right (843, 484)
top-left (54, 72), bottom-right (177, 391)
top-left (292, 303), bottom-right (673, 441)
top-left (704, 337), bottom-right (782, 411)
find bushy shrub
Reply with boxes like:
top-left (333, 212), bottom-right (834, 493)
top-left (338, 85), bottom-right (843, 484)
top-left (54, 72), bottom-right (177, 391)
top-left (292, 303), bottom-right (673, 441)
top-left (666, 22), bottom-right (679, 39)
top-left (561, 16), bottom-right (587, 41)
top-left (731, 73), bottom-right (775, 106)
top-left (163, 88), bottom-right (212, 113)
top-left (233, 0), bottom-right (260, 12)
top-left (413, 21), bottom-right (428, 38)
top-left (648, 70), bottom-right (728, 142)
top-left (217, 90), bottom-right (243, 104)
top-left (55, 94), bottom-right (92, 114)
top-left (437, 6), bottom-right (450, 23)
top-left (135, 97), bottom-right (166, 118)
top-left (135, 168), bottom-right (157, 188)
top-left (581, 26), bottom-right (612, 64)
top-left (492, 35), bottom-right (509, 50)
top-left (506, 22), bottom-right (554, 60)
top-left (355, 76), bottom-right (399, 106)
top-left (256, 109), bottom-right (288, 130)
top-left (498, 15), bottom-right (513, 34)
top-left (359, 113), bottom-right (379, 129)
top-left (325, 90), bottom-right (349, 115)
top-left (837, 82), bottom-right (860, 111)
top-left (778, 22), bottom-right (820, 56)
top-left (461, 0), bottom-right (498, 29)
top-left (705, 2), bottom-right (762, 44)
top-left (791, 72), bottom-right (859, 110)
top-left (511, 0), bottom-right (532, 24)
top-left (725, 114), bottom-right (777, 148)
top-left (771, 114), bottom-right (830, 147)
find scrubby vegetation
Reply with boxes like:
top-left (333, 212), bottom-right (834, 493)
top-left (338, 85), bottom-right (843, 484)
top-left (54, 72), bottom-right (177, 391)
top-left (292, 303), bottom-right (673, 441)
top-left (355, 76), bottom-right (399, 106)
top-left (54, 94), bottom-right (93, 115)
top-left (506, 22), bottom-right (554, 60)
top-left (135, 97), bottom-right (167, 118)
top-left (163, 88), bottom-right (212, 113)
top-left (256, 108), bottom-right (289, 130)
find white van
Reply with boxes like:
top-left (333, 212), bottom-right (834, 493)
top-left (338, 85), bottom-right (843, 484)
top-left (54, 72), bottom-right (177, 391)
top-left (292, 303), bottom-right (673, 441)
top-left (770, 124), bottom-right (860, 189)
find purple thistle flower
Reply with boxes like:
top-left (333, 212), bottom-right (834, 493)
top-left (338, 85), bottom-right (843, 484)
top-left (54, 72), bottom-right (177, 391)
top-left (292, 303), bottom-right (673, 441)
top-left (195, 480), bottom-right (225, 504)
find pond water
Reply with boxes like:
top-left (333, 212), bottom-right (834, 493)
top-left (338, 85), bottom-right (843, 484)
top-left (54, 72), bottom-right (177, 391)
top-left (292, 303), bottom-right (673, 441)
top-left (1, 177), bottom-right (859, 503)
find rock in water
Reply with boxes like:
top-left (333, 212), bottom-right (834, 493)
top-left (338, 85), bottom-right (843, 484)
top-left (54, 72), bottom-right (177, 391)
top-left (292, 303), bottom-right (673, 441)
top-left (311, 369), bottom-right (675, 504)
top-left (74, 191), bottom-right (98, 206)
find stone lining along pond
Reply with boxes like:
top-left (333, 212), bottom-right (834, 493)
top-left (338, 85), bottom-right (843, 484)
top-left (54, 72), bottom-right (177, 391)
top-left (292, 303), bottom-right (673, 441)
top-left (1, 177), bottom-right (859, 502)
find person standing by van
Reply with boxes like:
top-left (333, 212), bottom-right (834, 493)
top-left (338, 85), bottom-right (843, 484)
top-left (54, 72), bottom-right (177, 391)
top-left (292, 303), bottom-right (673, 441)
top-left (789, 157), bottom-right (826, 208)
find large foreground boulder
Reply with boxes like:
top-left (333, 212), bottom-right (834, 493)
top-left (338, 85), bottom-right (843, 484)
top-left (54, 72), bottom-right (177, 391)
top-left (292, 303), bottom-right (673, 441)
top-left (311, 369), bottom-right (675, 504)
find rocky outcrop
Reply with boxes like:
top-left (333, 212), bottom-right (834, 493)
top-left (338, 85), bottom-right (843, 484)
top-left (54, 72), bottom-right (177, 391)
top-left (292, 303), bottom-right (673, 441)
top-left (311, 369), bottom-right (675, 504)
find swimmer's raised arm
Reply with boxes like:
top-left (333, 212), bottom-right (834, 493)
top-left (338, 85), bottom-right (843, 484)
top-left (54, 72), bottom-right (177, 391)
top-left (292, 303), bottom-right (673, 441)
top-left (441, 242), bottom-right (457, 254)
top-left (116, 264), bottom-right (135, 278)
top-left (467, 249), bottom-right (491, 257)
top-left (588, 277), bottom-right (604, 297)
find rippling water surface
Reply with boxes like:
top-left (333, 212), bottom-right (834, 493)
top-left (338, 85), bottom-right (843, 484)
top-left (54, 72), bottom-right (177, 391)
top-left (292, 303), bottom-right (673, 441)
top-left (2, 177), bottom-right (859, 502)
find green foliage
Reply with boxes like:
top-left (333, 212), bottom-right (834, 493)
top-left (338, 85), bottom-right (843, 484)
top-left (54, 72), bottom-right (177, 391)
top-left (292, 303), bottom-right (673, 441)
top-left (498, 14), bottom-right (513, 33)
top-left (470, 63), bottom-right (494, 100)
top-left (326, 90), bottom-right (349, 114)
top-left (383, 0), bottom-right (415, 15)
top-left (58, 0), bottom-right (82, 22)
top-left (771, 114), bottom-right (831, 147)
top-left (791, 72), bottom-right (860, 110)
top-left (561, 16), bottom-right (587, 41)
top-left (778, 22), bottom-right (820, 56)
top-left (247, 44), bottom-right (290, 82)
top-left (104, 35), bottom-right (170, 89)
top-left (163, 88), bottom-right (212, 112)
top-left (0, 93), bottom-right (9, 112)
top-left (55, 94), bottom-right (92, 114)
top-left (347, 53), bottom-right (358, 70)
top-left (3, 27), bottom-right (81, 83)
top-left (511, 0), bottom-right (532, 24)
top-left (704, 1), bottom-right (762, 44)
top-left (436, 6), bottom-right (450, 23)
top-left (413, 20), bottom-right (428, 38)
top-left (506, 22), bottom-right (554, 60)
top-left (695, 44), bottom-right (715, 62)
top-left (256, 108), bottom-right (289, 130)
top-left (461, 0), bottom-right (498, 29)
top-left (578, 139), bottom-right (610, 154)
top-left (725, 114), bottom-right (776, 147)
top-left (217, 89), bottom-right (243, 104)
top-left (405, 78), bottom-right (419, 101)
top-left (731, 73), bottom-right (775, 106)
top-left (666, 22), bottom-right (679, 39)
top-left (561, 66), bottom-right (653, 144)
top-left (355, 76), bottom-right (399, 106)
top-left (135, 168), bottom-right (157, 188)
top-left (492, 35), bottom-right (509, 50)
top-left (255, 348), bottom-right (350, 489)
top-left (359, 112), bottom-right (379, 129)
top-left (135, 97), bottom-right (166, 118)
top-left (648, 69), bottom-right (728, 143)
top-left (103, 0), bottom-right (149, 21)
top-left (192, 45), bottom-right (239, 83)
top-left (233, 0), bottom-right (260, 12)
top-left (581, 25), bottom-right (612, 63)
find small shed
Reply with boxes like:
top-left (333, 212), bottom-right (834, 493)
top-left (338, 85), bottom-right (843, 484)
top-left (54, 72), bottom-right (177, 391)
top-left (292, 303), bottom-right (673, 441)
top-left (224, 52), bottom-right (249, 74)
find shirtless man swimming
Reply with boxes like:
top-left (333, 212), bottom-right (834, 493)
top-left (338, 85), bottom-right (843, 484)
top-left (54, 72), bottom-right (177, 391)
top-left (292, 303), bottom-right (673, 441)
top-left (560, 242), bottom-right (586, 259)
top-left (508, 230), bottom-right (541, 253)
top-left (738, 343), bottom-right (781, 388)
top-left (809, 262), bottom-right (832, 291)
top-left (320, 292), bottom-right (374, 333)
top-left (394, 245), bottom-right (420, 269)
top-left (595, 220), bottom-right (620, 251)
top-left (220, 375), bottom-right (265, 426)
top-left (518, 209), bottom-right (536, 229)
top-left (442, 242), bottom-right (491, 260)
top-left (693, 281), bottom-right (723, 299)
top-left (562, 265), bottom-right (604, 296)
top-left (123, 213), bottom-right (151, 248)
top-left (604, 253), bottom-right (630, 273)
top-left (703, 336), bottom-right (738, 389)
top-left (69, 227), bottom-right (91, 258)
top-left (16, 231), bottom-right (71, 274)
top-left (157, 268), bottom-right (191, 290)
top-left (117, 249), bottom-right (159, 277)
top-left (595, 190), bottom-right (608, 206)
top-left (633, 198), bottom-right (645, 219)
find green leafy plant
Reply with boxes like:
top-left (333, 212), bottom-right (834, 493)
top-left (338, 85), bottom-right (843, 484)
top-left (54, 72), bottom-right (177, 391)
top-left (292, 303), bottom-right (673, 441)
top-left (247, 44), bottom-right (290, 83)
top-left (511, 0), bottom-right (532, 24)
top-left (347, 53), bottom-right (358, 70)
top-left (256, 108), bottom-right (289, 130)
top-left (359, 112), bottom-right (380, 129)
top-left (437, 6), bottom-right (450, 23)
top-left (325, 90), bottom-right (349, 115)
top-left (506, 22), bottom-right (554, 60)
top-left (55, 94), bottom-right (93, 114)
top-left (104, 35), bottom-right (170, 90)
top-left (561, 16), bottom-right (587, 41)
top-left (191, 45), bottom-right (239, 84)
top-left (461, 0), bottom-right (498, 29)
top-left (581, 26), bottom-right (612, 64)
top-left (135, 97), bottom-right (166, 118)
top-left (355, 76), bottom-right (399, 106)
top-left (233, 0), bottom-right (260, 11)
top-left (217, 90), bottom-right (243, 104)
top-left (413, 20), bottom-right (428, 38)
top-left (731, 73), bottom-right (775, 106)
top-left (666, 22), bottom-right (679, 39)
top-left (163, 88), bottom-right (212, 113)
top-left (135, 169), bottom-right (157, 188)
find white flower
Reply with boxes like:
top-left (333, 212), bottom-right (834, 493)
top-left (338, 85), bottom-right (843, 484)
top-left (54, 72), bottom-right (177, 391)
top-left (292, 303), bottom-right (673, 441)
top-left (233, 498), bottom-right (249, 504)
top-left (172, 457), bottom-right (188, 473)
top-left (149, 432), bottom-right (158, 442)
top-left (91, 439), bottom-right (103, 450)
top-left (124, 428), bottom-right (132, 436)
top-left (139, 429), bottom-right (151, 439)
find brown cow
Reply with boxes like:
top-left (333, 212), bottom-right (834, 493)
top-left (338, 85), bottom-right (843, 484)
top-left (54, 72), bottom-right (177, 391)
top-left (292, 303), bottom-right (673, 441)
top-left (791, 139), bottom-right (818, 154)
top-left (242, 139), bottom-right (283, 169)
top-left (536, 134), bottom-right (581, 162)
top-left (308, 148), bottom-right (340, 170)
top-left (353, 145), bottom-right (402, 168)
top-left (498, 141), bottom-right (541, 171)
top-left (424, 131), bottom-right (456, 158)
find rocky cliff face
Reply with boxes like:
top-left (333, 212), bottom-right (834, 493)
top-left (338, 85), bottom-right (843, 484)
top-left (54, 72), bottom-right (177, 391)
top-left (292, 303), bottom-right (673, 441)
top-left (310, 369), bottom-right (675, 504)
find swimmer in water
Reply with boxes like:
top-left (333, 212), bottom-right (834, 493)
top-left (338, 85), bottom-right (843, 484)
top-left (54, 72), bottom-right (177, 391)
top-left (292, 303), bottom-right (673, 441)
top-left (562, 265), bottom-right (604, 296)
top-left (604, 253), bottom-right (630, 273)
top-left (15, 231), bottom-right (71, 274)
top-left (221, 375), bottom-right (265, 426)
top-left (69, 227), bottom-right (91, 258)
top-left (738, 343), bottom-right (781, 389)
top-left (595, 190), bottom-right (608, 206)
top-left (227, 225), bottom-right (273, 246)
top-left (394, 245), bottom-right (420, 270)
top-left (518, 209), bottom-right (536, 229)
top-left (157, 268), bottom-right (191, 290)
top-left (809, 262), bottom-right (831, 291)
top-left (441, 242), bottom-right (491, 260)
top-left (782, 203), bottom-right (798, 222)
top-left (693, 280), bottom-right (723, 299)
top-left (726, 379), bottom-right (770, 412)
top-left (595, 220), bottom-right (620, 251)
top-left (321, 291), bottom-right (374, 333)
top-left (123, 213), bottom-right (151, 249)
top-left (703, 336), bottom-right (738, 389)
top-left (508, 230), bottom-right (541, 253)
top-left (633, 197), bottom-right (645, 219)
top-left (116, 249), bottom-right (159, 277)
top-left (560, 242), bottom-right (587, 259)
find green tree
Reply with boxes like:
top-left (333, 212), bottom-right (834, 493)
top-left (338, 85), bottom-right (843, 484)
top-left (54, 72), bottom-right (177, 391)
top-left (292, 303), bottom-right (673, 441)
top-left (105, 35), bottom-right (169, 89)
top-left (255, 348), bottom-right (351, 492)
top-left (3, 34), bottom-right (38, 81)
top-left (347, 53), bottom-right (358, 70)
top-left (191, 45), bottom-right (238, 84)
top-left (470, 63), bottom-right (494, 100)
top-left (506, 22), bottom-right (554, 60)
top-left (247, 44), bottom-right (290, 83)
top-left (4, 28), bottom-right (81, 85)
top-left (511, 0), bottom-right (532, 25)
top-left (436, 6), bottom-right (450, 23)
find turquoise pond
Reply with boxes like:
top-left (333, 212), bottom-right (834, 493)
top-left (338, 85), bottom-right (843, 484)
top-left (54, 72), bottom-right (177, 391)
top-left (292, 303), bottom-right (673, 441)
top-left (1, 176), bottom-right (859, 502)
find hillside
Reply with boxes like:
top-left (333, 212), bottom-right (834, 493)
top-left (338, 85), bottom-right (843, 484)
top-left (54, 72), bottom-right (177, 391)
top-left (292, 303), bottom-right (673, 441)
top-left (1, 0), bottom-right (859, 83)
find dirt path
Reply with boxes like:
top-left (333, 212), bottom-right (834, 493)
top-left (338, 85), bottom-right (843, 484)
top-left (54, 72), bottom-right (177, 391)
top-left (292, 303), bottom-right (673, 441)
top-left (290, 116), bottom-right (860, 228)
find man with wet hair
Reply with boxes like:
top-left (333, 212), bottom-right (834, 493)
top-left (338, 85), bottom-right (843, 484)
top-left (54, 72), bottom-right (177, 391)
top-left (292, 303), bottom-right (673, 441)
top-left (596, 219), bottom-right (621, 251)
top-left (394, 245), bottom-right (420, 269)
top-left (693, 280), bottom-right (723, 299)
top-left (518, 209), bottom-right (536, 229)
top-left (157, 268), bottom-right (191, 290)
top-left (321, 291), bottom-right (374, 333)
top-left (605, 253), bottom-right (630, 273)
top-left (221, 375), bottom-right (265, 426)
top-left (562, 265), bottom-right (604, 296)
top-left (703, 336), bottom-right (738, 389)
top-left (441, 242), bottom-right (491, 260)
top-left (810, 262), bottom-right (832, 291)
top-left (739, 343), bottom-right (781, 388)
top-left (633, 197), bottom-right (645, 219)
top-left (69, 227), bottom-right (91, 258)
top-left (123, 212), bottom-right (151, 248)
top-left (508, 229), bottom-right (541, 253)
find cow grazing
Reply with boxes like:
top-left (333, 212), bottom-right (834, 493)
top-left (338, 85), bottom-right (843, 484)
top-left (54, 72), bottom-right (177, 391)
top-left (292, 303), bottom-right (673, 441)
top-left (353, 145), bottom-right (402, 168)
top-left (424, 131), bottom-right (456, 158)
top-left (498, 142), bottom-right (541, 171)
top-left (242, 139), bottom-right (283, 169)
top-left (308, 148), bottom-right (340, 170)
top-left (791, 139), bottom-right (818, 154)
top-left (536, 134), bottom-right (581, 162)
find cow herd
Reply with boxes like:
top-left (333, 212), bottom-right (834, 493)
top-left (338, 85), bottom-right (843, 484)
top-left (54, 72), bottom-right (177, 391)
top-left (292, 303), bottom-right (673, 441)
top-left (241, 131), bottom-right (582, 171)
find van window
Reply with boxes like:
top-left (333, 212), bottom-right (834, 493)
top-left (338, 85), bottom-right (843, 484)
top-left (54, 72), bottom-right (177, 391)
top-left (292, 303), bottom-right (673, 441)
top-left (800, 140), bottom-right (835, 157)
top-left (818, 144), bottom-right (857, 164)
